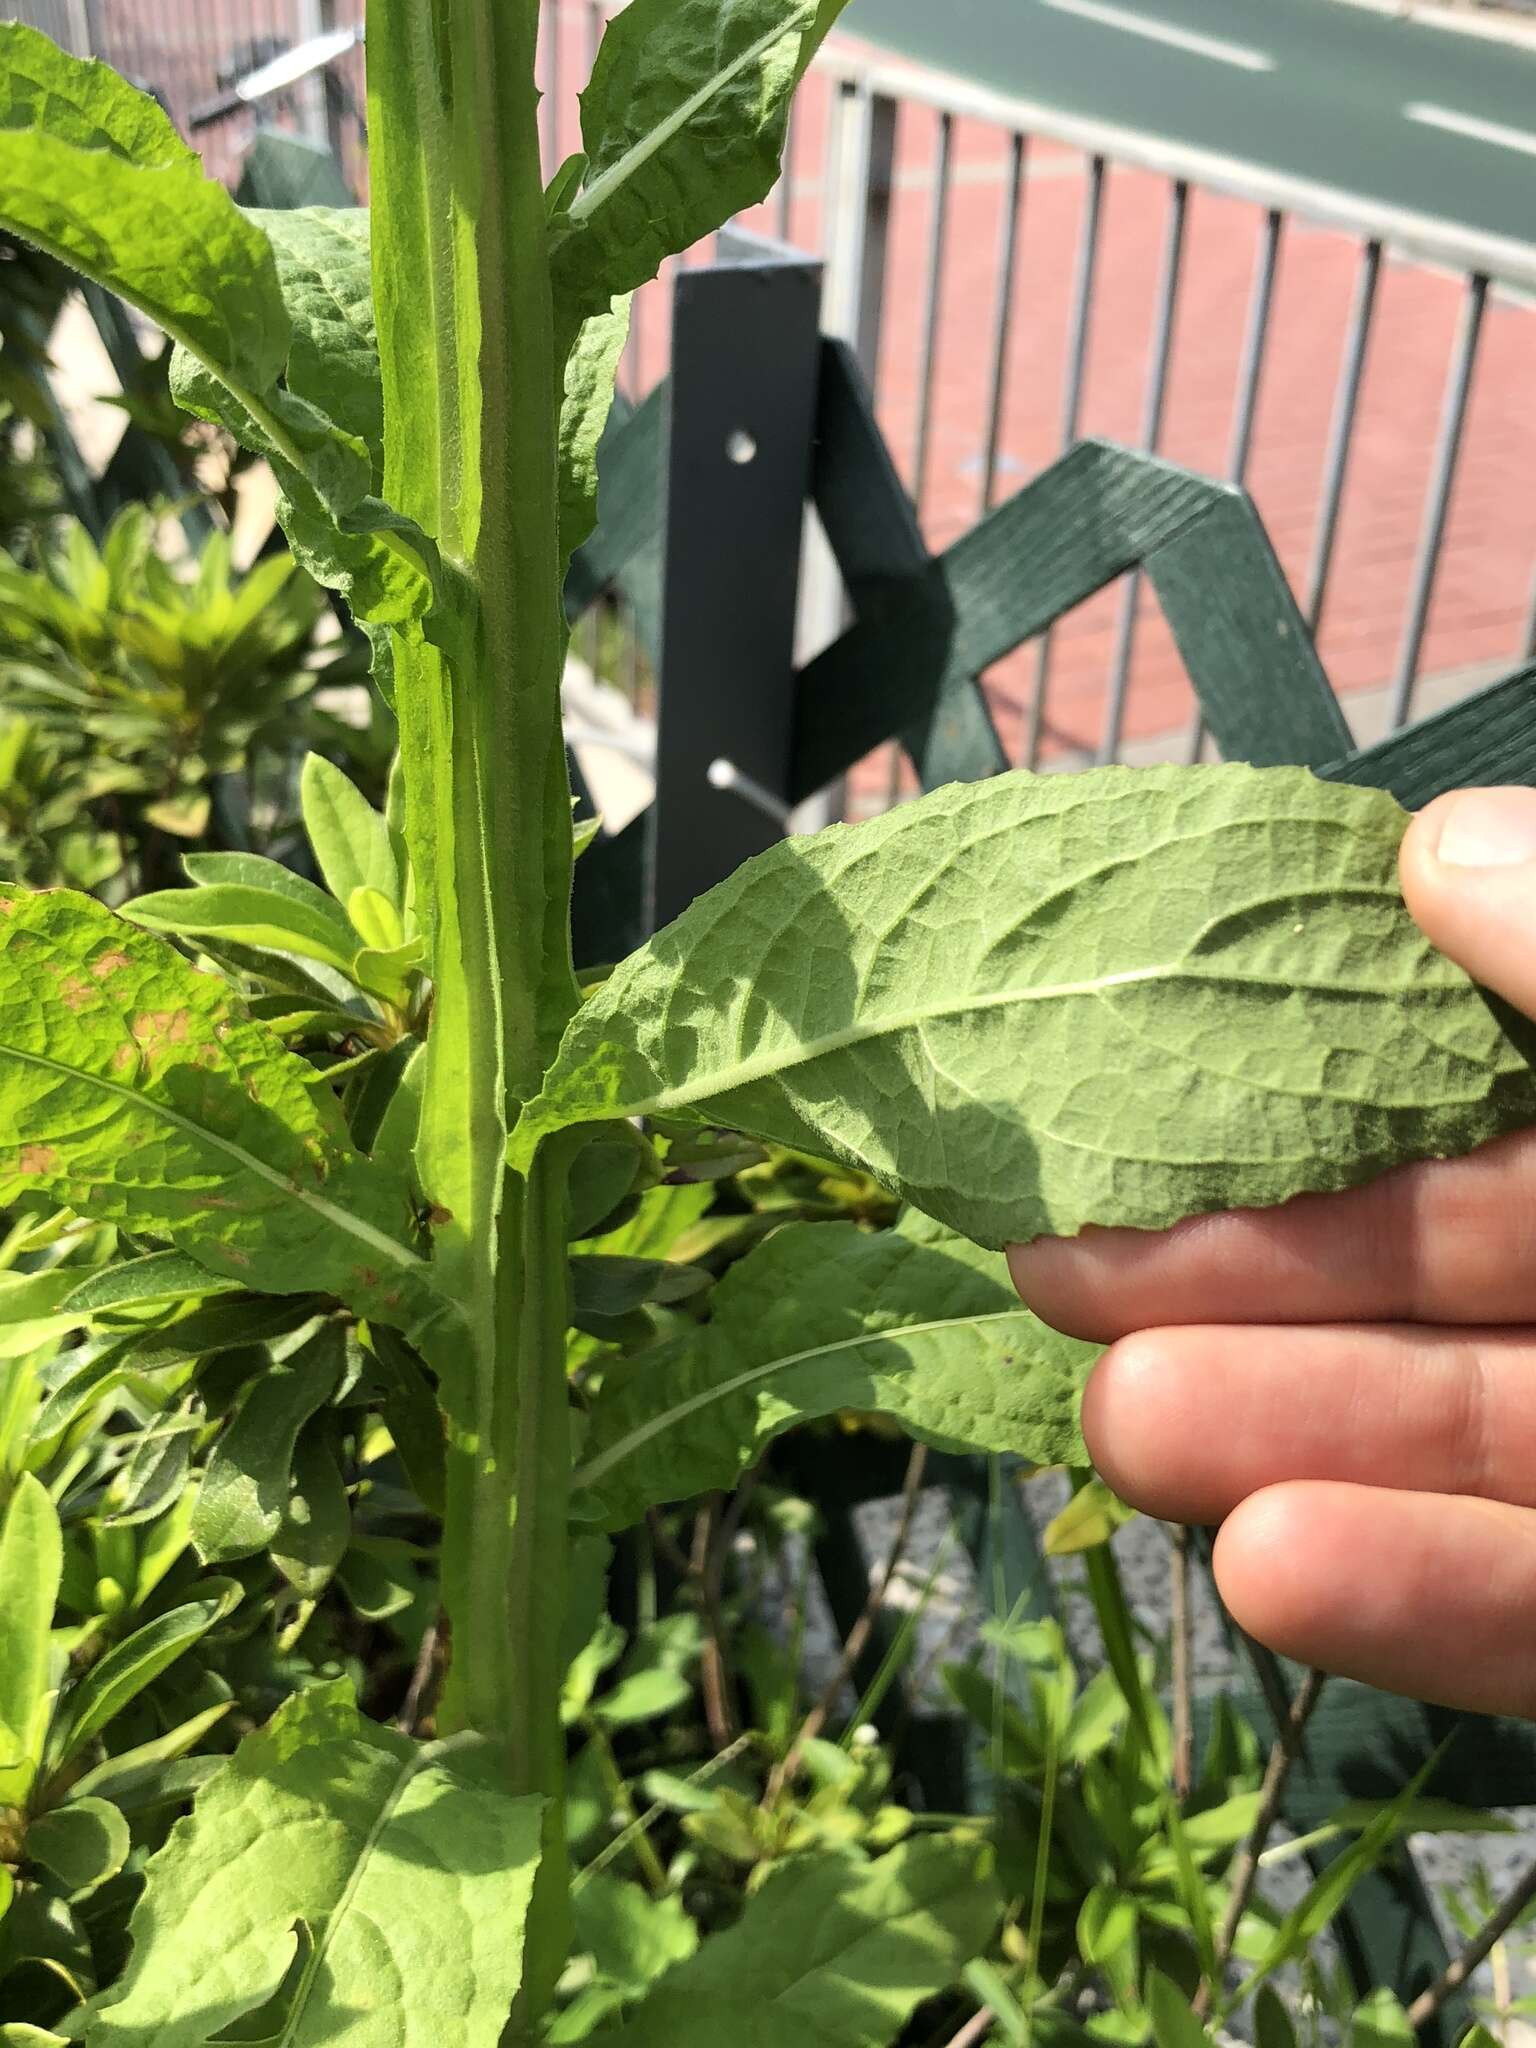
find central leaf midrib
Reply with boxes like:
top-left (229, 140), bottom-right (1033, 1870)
top-left (570, 14), bottom-right (802, 228)
top-left (273, 1737), bottom-right (465, 2048)
top-left (611, 937), bottom-right (1460, 1123)
top-left (0, 1039), bottom-right (429, 1280)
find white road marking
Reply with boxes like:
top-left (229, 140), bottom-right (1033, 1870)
top-left (1040, 0), bottom-right (1276, 71)
top-left (1405, 100), bottom-right (1536, 159)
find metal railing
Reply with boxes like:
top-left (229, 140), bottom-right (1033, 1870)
top-left (786, 45), bottom-right (1536, 795)
top-left (9, 0), bottom-right (1536, 799)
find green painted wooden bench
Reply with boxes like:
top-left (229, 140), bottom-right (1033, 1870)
top-left (565, 245), bottom-right (1536, 2035)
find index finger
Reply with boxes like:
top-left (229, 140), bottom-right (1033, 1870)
top-left (1007, 1126), bottom-right (1536, 1342)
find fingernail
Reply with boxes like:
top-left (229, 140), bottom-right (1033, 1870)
top-left (1433, 787), bottom-right (1536, 869)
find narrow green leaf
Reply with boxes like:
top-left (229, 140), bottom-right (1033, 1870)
top-left (515, 767), bottom-right (1536, 1246)
top-left (0, 1474), bottom-right (62, 1805)
top-left (1329, 1795), bottom-right (1513, 1835)
top-left (47, 1580), bottom-right (239, 1767)
top-left (570, 1253), bottom-right (712, 1319)
top-left (1253, 1985), bottom-right (1298, 2048)
top-left (592, 1668), bottom-right (693, 1728)
top-left (30, 1298), bottom-right (314, 1449)
top-left (1146, 1969), bottom-right (1211, 2048)
top-left (1172, 1790), bottom-right (1263, 1860)
top-left (300, 753), bottom-right (400, 913)
top-left (1349, 1990), bottom-right (1414, 2048)
top-left (192, 1324), bottom-right (346, 1562)
top-left (586, 1837), bottom-right (1000, 2046)
top-left (553, 0), bottom-right (850, 324)
top-left (1236, 1751), bottom-right (1443, 1995)
top-left (1042, 1478), bottom-right (1137, 1556)
top-left (68, 1702), bottom-right (232, 1807)
top-left (0, 887), bottom-right (451, 1343)
top-left (87, 1682), bottom-right (544, 2048)
top-left (126, 852), bottom-right (361, 973)
top-left (1076, 1885), bottom-right (1137, 1967)
top-left (573, 1218), bottom-right (1097, 1525)
top-left (27, 1797), bottom-right (130, 1899)
top-left (60, 1252), bottom-right (242, 1318)
top-left (123, 883), bottom-right (359, 974)
top-left (347, 885), bottom-right (406, 956)
top-left (0, 1267), bottom-right (92, 1327)
top-left (270, 1424), bottom-right (351, 1598)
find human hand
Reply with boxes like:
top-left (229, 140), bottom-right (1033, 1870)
top-left (1008, 785), bottom-right (1536, 1717)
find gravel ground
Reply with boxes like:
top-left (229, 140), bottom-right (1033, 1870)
top-left (764, 1469), bottom-right (1536, 2020)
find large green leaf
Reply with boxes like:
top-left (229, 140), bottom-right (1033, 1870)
top-left (515, 767), bottom-right (1536, 1247)
top-left (0, 28), bottom-right (433, 632)
top-left (0, 23), bottom-right (287, 394)
top-left (0, 887), bottom-right (451, 1342)
top-left (588, 1837), bottom-right (1000, 2046)
top-left (251, 207), bottom-right (383, 485)
top-left (573, 1215), bottom-right (1095, 1525)
top-left (87, 1682), bottom-right (544, 2047)
top-left (552, 0), bottom-right (849, 325)
top-left (0, 1475), bottom-right (61, 1806)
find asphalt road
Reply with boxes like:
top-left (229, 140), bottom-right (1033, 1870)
top-left (843, 0), bottom-right (1536, 251)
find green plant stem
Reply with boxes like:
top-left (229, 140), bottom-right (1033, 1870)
top-left (1022, 1710), bottom-right (1060, 2043)
top-left (583, 1716), bottom-right (670, 1897)
top-left (1169, 1522), bottom-right (1192, 1801)
top-left (1195, 1665), bottom-right (1326, 2020)
top-left (1406, 1853), bottom-right (1536, 2031)
top-left (1072, 1474), bottom-right (1153, 1754)
top-left (370, 0), bottom-right (580, 2028)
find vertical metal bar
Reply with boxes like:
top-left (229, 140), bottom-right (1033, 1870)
top-left (910, 110), bottom-right (954, 515)
top-left (1098, 178), bottom-right (1189, 766)
top-left (586, 0), bottom-right (603, 73)
top-left (978, 132), bottom-right (1027, 517)
top-left (542, 0), bottom-right (560, 174)
top-left (1522, 563), bottom-right (1536, 663)
top-left (825, 88), bottom-right (897, 390)
top-left (776, 99), bottom-right (797, 243)
top-left (622, 592), bottom-right (640, 705)
top-left (1388, 272), bottom-right (1488, 730)
top-left (1186, 205), bottom-right (1283, 760)
top-left (1305, 238), bottom-right (1382, 636)
top-left (650, 249), bottom-right (823, 925)
top-left (804, 89), bottom-right (894, 833)
top-left (1027, 151), bottom-right (1105, 768)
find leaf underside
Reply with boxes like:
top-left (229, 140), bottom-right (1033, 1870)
top-left (517, 766), bottom-right (1536, 1247)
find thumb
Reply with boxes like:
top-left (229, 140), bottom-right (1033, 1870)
top-left (1401, 785), bottom-right (1536, 1020)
